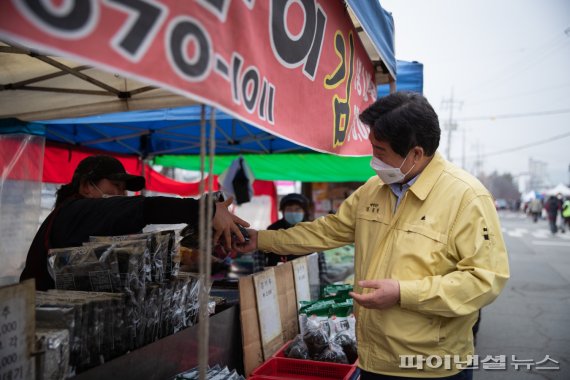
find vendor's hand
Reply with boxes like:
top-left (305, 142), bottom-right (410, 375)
top-left (232, 229), bottom-right (258, 253)
top-left (349, 279), bottom-right (400, 310)
top-left (213, 196), bottom-right (250, 250)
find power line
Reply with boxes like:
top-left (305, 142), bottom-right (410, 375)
top-left (457, 108), bottom-right (570, 122)
top-left (460, 29), bottom-right (569, 99)
top-left (454, 131), bottom-right (570, 161)
top-left (461, 82), bottom-right (570, 107)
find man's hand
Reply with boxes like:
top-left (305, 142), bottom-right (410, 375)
top-left (349, 279), bottom-right (400, 309)
top-left (213, 196), bottom-right (250, 250)
top-left (232, 229), bottom-right (258, 253)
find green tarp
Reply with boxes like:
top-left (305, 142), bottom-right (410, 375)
top-left (154, 153), bottom-right (375, 182)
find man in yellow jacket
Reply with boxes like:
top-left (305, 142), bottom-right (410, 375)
top-left (235, 92), bottom-right (509, 379)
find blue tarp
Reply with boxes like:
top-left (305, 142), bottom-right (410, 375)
top-left (0, 118), bottom-right (45, 136)
top-left (39, 106), bottom-right (304, 157)
top-left (378, 60), bottom-right (423, 98)
top-left (347, 0), bottom-right (396, 79)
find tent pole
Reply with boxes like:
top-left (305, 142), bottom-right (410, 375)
top-left (140, 157), bottom-right (145, 196)
top-left (389, 77), bottom-right (396, 94)
top-left (198, 104), bottom-right (210, 380)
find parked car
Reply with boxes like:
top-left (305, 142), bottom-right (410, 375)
top-left (495, 199), bottom-right (508, 210)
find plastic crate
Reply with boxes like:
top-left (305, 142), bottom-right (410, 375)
top-left (273, 340), bottom-right (358, 365)
top-left (251, 357), bottom-right (357, 380)
top-left (272, 340), bottom-right (293, 358)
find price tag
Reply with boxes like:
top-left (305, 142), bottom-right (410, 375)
top-left (292, 257), bottom-right (311, 305)
top-left (0, 281), bottom-right (34, 380)
top-left (253, 269), bottom-right (282, 347)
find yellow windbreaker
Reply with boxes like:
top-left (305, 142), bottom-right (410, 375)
top-left (258, 152), bottom-right (510, 377)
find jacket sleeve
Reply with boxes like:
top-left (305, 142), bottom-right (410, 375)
top-left (143, 196), bottom-right (201, 226)
top-left (258, 188), bottom-right (360, 254)
top-left (399, 194), bottom-right (510, 317)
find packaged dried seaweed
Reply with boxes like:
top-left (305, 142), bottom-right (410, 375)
top-left (332, 330), bottom-right (358, 364)
top-left (315, 342), bottom-right (348, 364)
top-left (48, 245), bottom-right (116, 292)
top-left (302, 316), bottom-right (329, 358)
top-left (284, 334), bottom-right (310, 360)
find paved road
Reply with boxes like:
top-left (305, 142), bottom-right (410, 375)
top-left (474, 211), bottom-right (570, 380)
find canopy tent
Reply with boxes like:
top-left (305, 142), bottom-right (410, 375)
top-left (545, 183), bottom-right (570, 197)
top-left (31, 60), bottom-right (421, 181)
top-left (0, 2), bottom-right (399, 372)
top-left (34, 59), bottom-right (421, 158)
top-left (1, 60), bottom-right (422, 183)
top-left (156, 153), bottom-right (374, 182)
top-left (0, 41), bottom-right (198, 121)
top-left (346, 0), bottom-right (396, 80)
top-left (521, 190), bottom-right (543, 202)
top-left (38, 105), bottom-right (306, 157)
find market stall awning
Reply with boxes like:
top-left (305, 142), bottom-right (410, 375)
top-left (346, 0), bottom-right (396, 80)
top-left (155, 153), bottom-right (375, 182)
top-left (10, 59), bottom-right (420, 158)
top-left (0, 41), bottom-right (197, 121)
top-left (0, 57), bottom-right (423, 182)
top-left (0, 1), bottom-right (397, 156)
top-left (38, 105), bottom-right (307, 157)
top-left (1, 55), bottom-right (423, 182)
top-left (378, 60), bottom-right (423, 97)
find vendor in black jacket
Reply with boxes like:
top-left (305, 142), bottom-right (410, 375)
top-left (20, 155), bottom-right (249, 290)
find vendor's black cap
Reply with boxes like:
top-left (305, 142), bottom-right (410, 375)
top-left (280, 193), bottom-right (309, 211)
top-left (73, 155), bottom-right (145, 191)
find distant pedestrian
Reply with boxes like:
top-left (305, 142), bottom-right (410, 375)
top-left (545, 195), bottom-right (561, 235)
top-left (563, 197), bottom-right (570, 229)
top-left (528, 198), bottom-right (542, 223)
top-left (555, 194), bottom-right (565, 233)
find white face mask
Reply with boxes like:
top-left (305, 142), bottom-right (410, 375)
top-left (370, 152), bottom-right (415, 184)
top-left (91, 182), bottom-right (121, 198)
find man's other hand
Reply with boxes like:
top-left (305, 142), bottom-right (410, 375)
top-left (350, 279), bottom-right (400, 309)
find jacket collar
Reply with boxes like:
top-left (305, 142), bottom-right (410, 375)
top-left (407, 151), bottom-right (447, 201)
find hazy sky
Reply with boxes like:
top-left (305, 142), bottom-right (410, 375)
top-left (381, 0), bottom-right (570, 189)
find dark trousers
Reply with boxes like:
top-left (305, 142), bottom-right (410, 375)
top-left (548, 218), bottom-right (557, 233)
top-left (360, 369), bottom-right (473, 380)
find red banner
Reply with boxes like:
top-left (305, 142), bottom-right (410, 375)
top-left (42, 143), bottom-right (276, 218)
top-left (0, 0), bottom-right (375, 155)
top-left (43, 143), bottom-right (142, 184)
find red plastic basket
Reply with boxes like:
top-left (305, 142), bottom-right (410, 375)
top-left (272, 340), bottom-right (293, 358)
top-left (251, 357), bottom-right (357, 380)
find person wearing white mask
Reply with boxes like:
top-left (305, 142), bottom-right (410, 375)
top-left (235, 92), bottom-right (509, 380)
top-left (21, 155), bottom-right (249, 290)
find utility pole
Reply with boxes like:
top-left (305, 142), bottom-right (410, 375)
top-left (440, 89), bottom-right (463, 162)
top-left (472, 141), bottom-right (484, 178)
top-left (462, 129), bottom-right (466, 169)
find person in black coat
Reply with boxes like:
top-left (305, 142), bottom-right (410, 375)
top-left (20, 155), bottom-right (249, 290)
top-left (265, 193), bottom-right (311, 266)
top-left (545, 195), bottom-right (562, 235)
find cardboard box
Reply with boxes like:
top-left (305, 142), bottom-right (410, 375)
top-left (0, 280), bottom-right (35, 380)
top-left (239, 262), bottom-right (301, 376)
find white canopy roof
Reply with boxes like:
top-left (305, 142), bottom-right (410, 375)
top-left (545, 183), bottom-right (570, 196)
